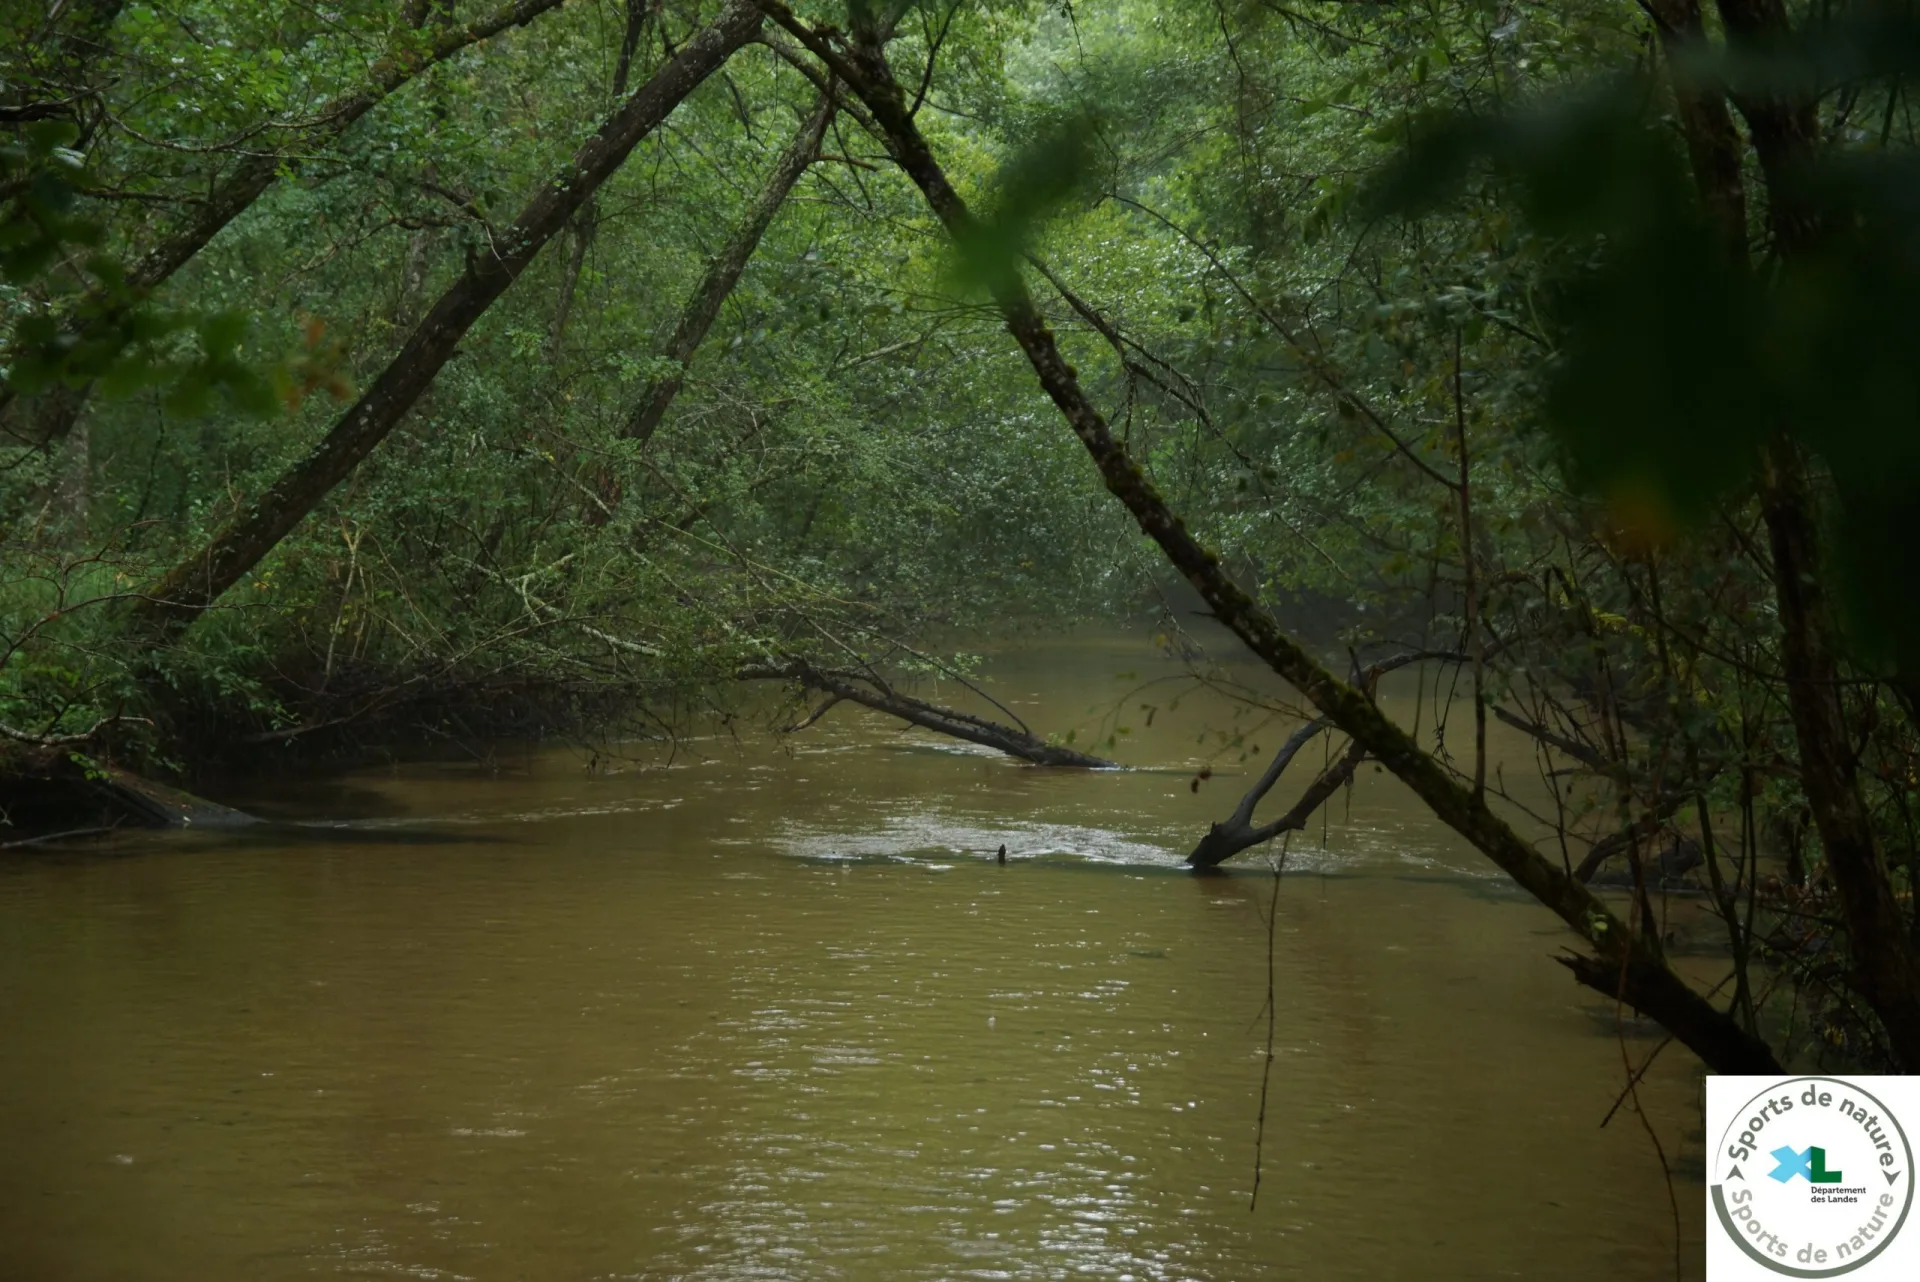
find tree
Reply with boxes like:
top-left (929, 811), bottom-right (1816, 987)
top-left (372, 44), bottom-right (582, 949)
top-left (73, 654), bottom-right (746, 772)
top-left (128, 0), bottom-right (766, 638)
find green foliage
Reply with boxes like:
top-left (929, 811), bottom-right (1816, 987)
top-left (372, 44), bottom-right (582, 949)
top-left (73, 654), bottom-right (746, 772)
top-left (0, 7), bottom-right (1915, 1070)
top-left (1372, 32), bottom-right (1920, 667)
top-left (949, 108), bottom-right (1099, 294)
top-left (2, 119), bottom-right (283, 418)
top-left (0, 121), bottom-right (97, 286)
top-left (0, 0), bottom-right (1915, 1064)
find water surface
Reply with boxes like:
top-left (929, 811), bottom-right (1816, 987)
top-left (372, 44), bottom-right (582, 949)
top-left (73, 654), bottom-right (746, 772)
top-left (0, 635), bottom-right (1707, 1279)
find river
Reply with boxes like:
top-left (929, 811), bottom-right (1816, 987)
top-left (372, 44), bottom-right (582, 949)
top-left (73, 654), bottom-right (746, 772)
top-left (0, 632), bottom-right (1707, 1279)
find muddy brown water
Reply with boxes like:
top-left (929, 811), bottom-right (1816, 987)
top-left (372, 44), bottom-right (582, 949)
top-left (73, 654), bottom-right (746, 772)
top-left (0, 634), bottom-right (1709, 1280)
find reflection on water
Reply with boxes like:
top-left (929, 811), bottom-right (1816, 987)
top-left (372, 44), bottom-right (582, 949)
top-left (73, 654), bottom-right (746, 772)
top-left (0, 635), bottom-right (1705, 1279)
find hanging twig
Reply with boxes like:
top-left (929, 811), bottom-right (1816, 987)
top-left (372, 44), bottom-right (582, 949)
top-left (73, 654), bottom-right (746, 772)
top-left (1249, 833), bottom-right (1290, 1211)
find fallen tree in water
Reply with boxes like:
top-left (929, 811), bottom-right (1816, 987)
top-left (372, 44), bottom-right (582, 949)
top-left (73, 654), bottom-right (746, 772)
top-left (745, 659), bottom-right (1116, 769)
top-left (1186, 651), bottom-right (1457, 869)
top-left (1187, 718), bottom-right (1364, 869)
top-left (1, 742), bottom-right (256, 841)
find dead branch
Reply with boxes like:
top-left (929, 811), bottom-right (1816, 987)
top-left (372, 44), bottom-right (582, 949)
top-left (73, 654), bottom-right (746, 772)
top-left (744, 659), bottom-right (1117, 768)
top-left (1183, 648), bottom-right (1458, 868)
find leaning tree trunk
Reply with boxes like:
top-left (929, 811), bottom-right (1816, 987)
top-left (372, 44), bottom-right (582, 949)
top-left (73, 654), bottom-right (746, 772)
top-left (761, 0), bottom-right (1781, 1076)
top-left (548, 0), bottom-right (650, 363)
top-left (0, 0), bottom-right (575, 447)
top-left (621, 92), bottom-right (833, 445)
top-left (586, 90), bottom-right (829, 517)
top-left (129, 0), bottom-right (763, 641)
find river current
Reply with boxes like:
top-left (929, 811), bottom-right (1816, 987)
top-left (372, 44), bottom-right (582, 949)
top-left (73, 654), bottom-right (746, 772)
top-left (0, 633), bottom-right (1707, 1279)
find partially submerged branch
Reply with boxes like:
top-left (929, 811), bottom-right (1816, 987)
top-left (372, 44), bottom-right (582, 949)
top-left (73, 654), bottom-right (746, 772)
top-left (746, 659), bottom-right (1116, 768)
top-left (1188, 719), bottom-right (1367, 868)
top-left (1574, 793), bottom-right (1694, 883)
top-left (1185, 651), bottom-right (1440, 868)
top-left (1492, 704), bottom-right (1611, 774)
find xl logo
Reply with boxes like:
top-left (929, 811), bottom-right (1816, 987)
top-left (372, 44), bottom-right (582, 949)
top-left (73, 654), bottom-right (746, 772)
top-left (1710, 1077), bottom-right (1914, 1276)
top-left (1770, 1145), bottom-right (1846, 1185)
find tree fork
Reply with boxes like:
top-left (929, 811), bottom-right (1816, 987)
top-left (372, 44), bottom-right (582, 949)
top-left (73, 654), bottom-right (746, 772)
top-left (1188, 725), bottom-right (1366, 870)
top-left (1188, 650), bottom-right (1453, 869)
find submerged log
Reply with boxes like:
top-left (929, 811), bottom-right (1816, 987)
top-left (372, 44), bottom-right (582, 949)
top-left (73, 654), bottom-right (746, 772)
top-left (0, 747), bottom-right (257, 841)
top-left (96, 769), bottom-right (258, 829)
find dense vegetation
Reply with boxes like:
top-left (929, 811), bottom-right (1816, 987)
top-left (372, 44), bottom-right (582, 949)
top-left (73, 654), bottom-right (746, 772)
top-left (6, 0), bottom-right (1920, 1075)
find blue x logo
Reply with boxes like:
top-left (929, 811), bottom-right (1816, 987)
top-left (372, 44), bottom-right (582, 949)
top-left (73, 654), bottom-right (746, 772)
top-left (1770, 1147), bottom-right (1814, 1183)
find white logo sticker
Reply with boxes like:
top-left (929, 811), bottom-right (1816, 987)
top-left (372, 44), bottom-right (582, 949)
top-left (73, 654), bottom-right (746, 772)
top-left (1707, 1075), bottom-right (1917, 1278)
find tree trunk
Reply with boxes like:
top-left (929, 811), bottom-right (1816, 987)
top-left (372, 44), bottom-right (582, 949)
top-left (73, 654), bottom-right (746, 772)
top-left (1701, 0), bottom-right (1920, 1068)
top-left (1644, 0), bottom-right (1749, 260)
top-left (129, 0), bottom-right (763, 640)
top-left (766, 0), bottom-right (1779, 1075)
top-left (547, 0), bottom-right (652, 363)
top-left (0, 0), bottom-right (574, 447)
top-left (587, 88), bottom-right (828, 517)
top-left (622, 92), bottom-right (831, 444)
top-left (1759, 451), bottom-right (1920, 1065)
top-left (1712, 0), bottom-right (1825, 249)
